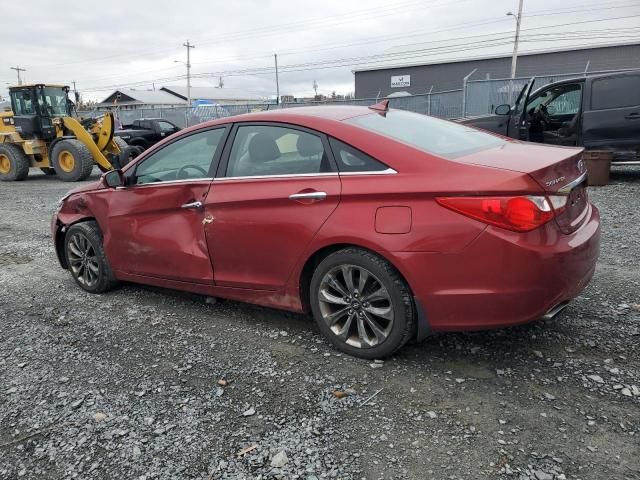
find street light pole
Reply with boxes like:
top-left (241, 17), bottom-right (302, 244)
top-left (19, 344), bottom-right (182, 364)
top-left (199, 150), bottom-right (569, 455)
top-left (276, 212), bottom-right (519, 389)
top-left (183, 40), bottom-right (195, 125)
top-left (274, 53), bottom-right (280, 105)
top-left (10, 66), bottom-right (26, 85)
top-left (508, 0), bottom-right (524, 79)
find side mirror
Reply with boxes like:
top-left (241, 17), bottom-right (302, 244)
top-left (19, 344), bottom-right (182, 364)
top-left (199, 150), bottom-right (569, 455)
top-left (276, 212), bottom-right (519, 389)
top-left (104, 169), bottom-right (124, 187)
top-left (494, 104), bottom-right (511, 115)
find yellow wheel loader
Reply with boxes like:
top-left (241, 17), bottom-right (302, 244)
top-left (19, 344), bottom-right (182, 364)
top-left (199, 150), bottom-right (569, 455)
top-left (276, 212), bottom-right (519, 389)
top-left (0, 84), bottom-right (137, 182)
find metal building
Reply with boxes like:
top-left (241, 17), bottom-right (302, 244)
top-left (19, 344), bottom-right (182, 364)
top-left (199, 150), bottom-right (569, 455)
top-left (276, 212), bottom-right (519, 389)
top-left (354, 42), bottom-right (640, 99)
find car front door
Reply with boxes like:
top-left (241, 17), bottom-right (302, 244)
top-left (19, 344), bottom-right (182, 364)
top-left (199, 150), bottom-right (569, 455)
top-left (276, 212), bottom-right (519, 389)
top-left (506, 77), bottom-right (535, 140)
top-left (102, 126), bottom-right (228, 283)
top-left (582, 73), bottom-right (640, 151)
top-left (206, 123), bottom-right (341, 290)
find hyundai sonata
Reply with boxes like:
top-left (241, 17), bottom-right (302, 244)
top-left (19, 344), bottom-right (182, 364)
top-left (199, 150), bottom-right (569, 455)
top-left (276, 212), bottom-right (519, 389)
top-left (52, 103), bottom-right (600, 358)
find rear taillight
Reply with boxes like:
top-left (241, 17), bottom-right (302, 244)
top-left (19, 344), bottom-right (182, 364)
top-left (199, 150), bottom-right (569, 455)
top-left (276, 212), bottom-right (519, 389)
top-left (436, 195), bottom-right (567, 232)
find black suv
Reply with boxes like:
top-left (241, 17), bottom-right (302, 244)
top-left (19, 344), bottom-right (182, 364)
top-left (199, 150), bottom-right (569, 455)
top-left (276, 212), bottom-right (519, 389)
top-left (460, 71), bottom-right (640, 164)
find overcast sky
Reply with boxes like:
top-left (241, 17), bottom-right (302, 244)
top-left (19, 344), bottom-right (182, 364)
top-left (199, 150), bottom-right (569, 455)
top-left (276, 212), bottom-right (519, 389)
top-left (1, 0), bottom-right (639, 102)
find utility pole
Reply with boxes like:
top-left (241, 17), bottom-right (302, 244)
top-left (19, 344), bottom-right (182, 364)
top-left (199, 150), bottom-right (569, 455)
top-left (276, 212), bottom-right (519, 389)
top-left (72, 80), bottom-right (80, 103)
top-left (183, 40), bottom-right (195, 125)
top-left (313, 80), bottom-right (318, 99)
top-left (274, 53), bottom-right (280, 105)
top-left (10, 66), bottom-right (26, 85)
top-left (508, 0), bottom-right (524, 79)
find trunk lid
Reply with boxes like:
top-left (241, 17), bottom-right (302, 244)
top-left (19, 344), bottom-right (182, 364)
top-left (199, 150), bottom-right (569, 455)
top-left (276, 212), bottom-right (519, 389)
top-left (456, 141), bottom-right (588, 233)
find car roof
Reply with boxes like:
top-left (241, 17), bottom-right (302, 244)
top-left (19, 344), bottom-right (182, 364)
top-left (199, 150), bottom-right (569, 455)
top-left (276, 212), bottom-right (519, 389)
top-left (234, 105), bottom-right (372, 122)
top-left (186, 105), bottom-right (375, 134)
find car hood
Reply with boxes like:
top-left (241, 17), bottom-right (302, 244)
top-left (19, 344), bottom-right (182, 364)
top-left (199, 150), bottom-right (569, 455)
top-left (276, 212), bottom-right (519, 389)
top-left (65, 180), bottom-right (103, 196)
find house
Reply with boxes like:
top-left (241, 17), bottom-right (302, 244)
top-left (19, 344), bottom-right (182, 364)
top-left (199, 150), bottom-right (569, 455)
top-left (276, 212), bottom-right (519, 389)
top-left (160, 86), bottom-right (267, 105)
top-left (96, 89), bottom-right (184, 110)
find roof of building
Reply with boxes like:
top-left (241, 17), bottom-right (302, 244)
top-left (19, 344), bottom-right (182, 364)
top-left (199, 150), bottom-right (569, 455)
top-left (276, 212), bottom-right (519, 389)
top-left (161, 86), bottom-right (265, 102)
top-left (98, 89), bottom-right (184, 106)
top-left (353, 41), bottom-right (640, 73)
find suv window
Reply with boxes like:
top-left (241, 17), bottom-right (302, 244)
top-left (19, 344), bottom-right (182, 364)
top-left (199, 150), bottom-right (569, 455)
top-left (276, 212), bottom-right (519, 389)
top-left (591, 75), bottom-right (640, 110)
top-left (226, 125), bottom-right (332, 177)
top-left (538, 85), bottom-right (582, 116)
top-left (135, 128), bottom-right (224, 185)
top-left (329, 138), bottom-right (389, 172)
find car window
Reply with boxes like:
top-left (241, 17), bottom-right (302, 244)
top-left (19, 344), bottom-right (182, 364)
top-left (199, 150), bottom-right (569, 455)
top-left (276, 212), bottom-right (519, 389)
top-left (135, 128), bottom-right (224, 185)
top-left (545, 86), bottom-right (581, 115)
top-left (347, 110), bottom-right (505, 159)
top-left (226, 125), bottom-right (332, 177)
top-left (591, 75), bottom-right (640, 110)
top-left (329, 138), bottom-right (389, 172)
top-left (158, 121), bottom-right (177, 133)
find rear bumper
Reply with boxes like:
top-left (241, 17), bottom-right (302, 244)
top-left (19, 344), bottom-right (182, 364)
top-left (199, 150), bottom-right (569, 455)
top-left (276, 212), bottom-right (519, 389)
top-left (395, 204), bottom-right (600, 331)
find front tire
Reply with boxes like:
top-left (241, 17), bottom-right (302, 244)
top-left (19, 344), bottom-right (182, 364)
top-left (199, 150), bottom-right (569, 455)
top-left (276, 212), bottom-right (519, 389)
top-left (0, 144), bottom-right (30, 181)
top-left (51, 139), bottom-right (94, 182)
top-left (64, 221), bottom-right (118, 293)
top-left (309, 248), bottom-right (415, 359)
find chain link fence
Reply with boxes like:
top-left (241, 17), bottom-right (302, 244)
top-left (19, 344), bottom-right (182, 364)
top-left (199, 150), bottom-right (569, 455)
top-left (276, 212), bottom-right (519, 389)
top-left (77, 68), bottom-right (637, 126)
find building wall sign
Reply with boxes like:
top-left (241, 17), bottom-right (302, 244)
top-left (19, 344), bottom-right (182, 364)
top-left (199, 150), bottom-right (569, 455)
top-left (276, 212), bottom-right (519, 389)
top-left (391, 75), bottom-right (411, 88)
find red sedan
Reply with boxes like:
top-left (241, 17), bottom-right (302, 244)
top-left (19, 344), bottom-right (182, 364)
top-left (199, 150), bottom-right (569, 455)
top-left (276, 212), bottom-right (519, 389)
top-left (52, 103), bottom-right (600, 358)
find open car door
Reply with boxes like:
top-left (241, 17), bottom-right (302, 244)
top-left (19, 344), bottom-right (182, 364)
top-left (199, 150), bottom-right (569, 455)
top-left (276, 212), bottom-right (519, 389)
top-left (506, 77), bottom-right (535, 140)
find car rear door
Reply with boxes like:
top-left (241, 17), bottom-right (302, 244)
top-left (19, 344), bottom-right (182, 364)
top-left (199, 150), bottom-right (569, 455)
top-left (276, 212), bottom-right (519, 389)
top-left (205, 122), bottom-right (341, 290)
top-left (582, 73), bottom-right (640, 150)
top-left (102, 126), bottom-right (228, 283)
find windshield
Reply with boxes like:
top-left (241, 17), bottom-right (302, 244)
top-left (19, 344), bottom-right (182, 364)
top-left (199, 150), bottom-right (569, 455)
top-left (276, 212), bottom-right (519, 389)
top-left (346, 110), bottom-right (506, 159)
top-left (40, 87), bottom-right (68, 116)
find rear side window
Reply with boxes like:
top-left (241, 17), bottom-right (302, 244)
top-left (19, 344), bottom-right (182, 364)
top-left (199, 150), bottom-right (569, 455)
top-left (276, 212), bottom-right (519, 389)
top-left (347, 110), bottom-right (505, 159)
top-left (591, 75), bottom-right (640, 110)
top-left (226, 125), bottom-right (332, 177)
top-left (329, 138), bottom-right (389, 172)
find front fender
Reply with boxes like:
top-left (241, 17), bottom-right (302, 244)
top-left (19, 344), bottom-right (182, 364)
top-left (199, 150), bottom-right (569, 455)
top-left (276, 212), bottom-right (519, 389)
top-left (52, 194), bottom-right (98, 269)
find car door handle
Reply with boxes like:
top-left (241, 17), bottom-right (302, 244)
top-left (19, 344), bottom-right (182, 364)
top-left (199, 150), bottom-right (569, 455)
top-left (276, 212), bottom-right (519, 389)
top-left (288, 191), bottom-right (327, 201)
top-left (181, 200), bottom-right (203, 209)
top-left (624, 112), bottom-right (640, 120)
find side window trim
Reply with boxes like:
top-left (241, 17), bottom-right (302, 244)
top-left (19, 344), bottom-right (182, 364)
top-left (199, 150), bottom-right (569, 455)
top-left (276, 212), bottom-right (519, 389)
top-left (215, 121), bottom-right (337, 179)
top-left (125, 124), bottom-right (230, 186)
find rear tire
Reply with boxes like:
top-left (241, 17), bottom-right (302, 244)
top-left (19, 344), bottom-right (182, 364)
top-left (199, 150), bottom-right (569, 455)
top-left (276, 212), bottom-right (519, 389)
top-left (51, 139), bottom-right (94, 182)
top-left (0, 144), bottom-right (30, 181)
top-left (309, 248), bottom-right (416, 359)
top-left (64, 221), bottom-right (119, 293)
top-left (113, 137), bottom-right (129, 151)
top-left (119, 145), bottom-right (142, 168)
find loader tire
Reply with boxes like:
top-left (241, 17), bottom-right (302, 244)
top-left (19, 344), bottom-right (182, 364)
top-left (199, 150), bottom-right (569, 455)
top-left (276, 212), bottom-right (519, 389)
top-left (119, 145), bottom-right (142, 168)
top-left (113, 137), bottom-right (129, 151)
top-left (51, 139), bottom-right (94, 182)
top-left (0, 143), bottom-right (30, 181)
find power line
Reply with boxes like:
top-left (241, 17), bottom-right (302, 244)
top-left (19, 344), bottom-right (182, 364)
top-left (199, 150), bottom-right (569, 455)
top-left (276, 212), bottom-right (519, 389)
top-left (79, 34), bottom-right (640, 93)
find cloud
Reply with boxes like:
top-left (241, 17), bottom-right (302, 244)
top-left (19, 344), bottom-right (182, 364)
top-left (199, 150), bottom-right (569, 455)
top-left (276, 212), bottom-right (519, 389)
top-left (2, 0), bottom-right (638, 101)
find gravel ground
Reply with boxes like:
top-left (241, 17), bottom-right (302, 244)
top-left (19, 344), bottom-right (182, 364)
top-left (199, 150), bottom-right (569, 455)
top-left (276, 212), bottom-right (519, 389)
top-left (0, 167), bottom-right (639, 480)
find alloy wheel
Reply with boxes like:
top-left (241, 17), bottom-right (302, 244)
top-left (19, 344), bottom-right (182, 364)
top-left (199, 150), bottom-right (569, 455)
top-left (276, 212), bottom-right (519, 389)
top-left (67, 232), bottom-right (100, 288)
top-left (317, 264), bottom-right (394, 348)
